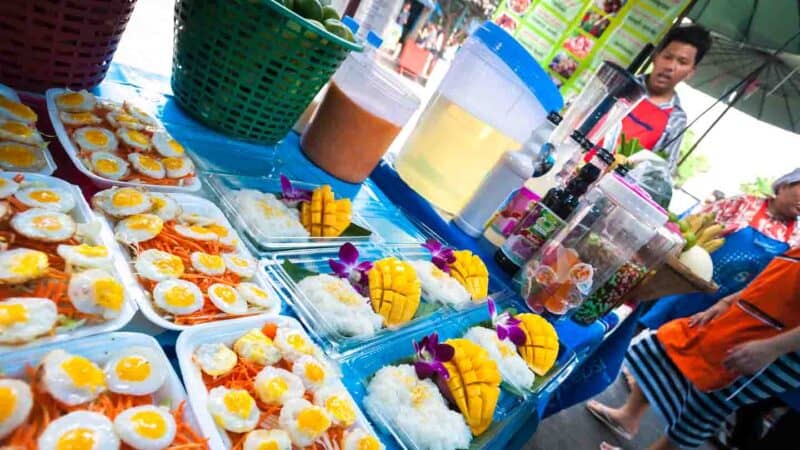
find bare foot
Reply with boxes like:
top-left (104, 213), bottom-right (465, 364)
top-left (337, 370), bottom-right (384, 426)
top-left (586, 400), bottom-right (639, 439)
top-left (600, 441), bottom-right (622, 450)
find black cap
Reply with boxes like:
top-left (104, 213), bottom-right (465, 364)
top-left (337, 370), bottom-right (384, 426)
top-left (570, 130), bottom-right (592, 151)
top-left (596, 148), bottom-right (615, 165)
top-left (547, 112), bottom-right (563, 125)
top-left (614, 165), bottom-right (630, 176)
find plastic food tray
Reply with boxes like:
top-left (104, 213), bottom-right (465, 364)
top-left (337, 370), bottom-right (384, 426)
top-left (0, 172), bottom-right (139, 353)
top-left (44, 88), bottom-right (202, 192)
top-left (263, 244), bottom-right (466, 357)
top-left (337, 305), bottom-right (540, 450)
top-left (3, 332), bottom-right (201, 437)
top-left (98, 192), bottom-right (281, 331)
top-left (176, 315), bottom-right (379, 450)
top-left (203, 172), bottom-right (376, 251)
top-left (0, 83), bottom-right (57, 175)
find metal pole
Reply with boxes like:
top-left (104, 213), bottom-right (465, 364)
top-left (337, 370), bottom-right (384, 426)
top-left (344, 0), bottom-right (362, 18)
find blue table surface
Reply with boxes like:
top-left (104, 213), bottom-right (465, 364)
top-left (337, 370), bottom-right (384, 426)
top-left (79, 63), bottom-right (640, 448)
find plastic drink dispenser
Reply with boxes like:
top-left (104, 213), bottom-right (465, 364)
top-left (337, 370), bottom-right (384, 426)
top-left (516, 174), bottom-right (667, 317)
top-left (394, 21), bottom-right (562, 214)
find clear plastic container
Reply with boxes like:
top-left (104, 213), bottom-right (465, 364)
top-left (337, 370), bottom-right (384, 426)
top-left (395, 21), bottom-right (563, 214)
top-left (0, 84), bottom-right (57, 175)
top-left (336, 299), bottom-right (550, 450)
top-left (263, 244), bottom-right (506, 357)
top-left (97, 192), bottom-right (280, 331)
top-left (517, 174), bottom-right (667, 317)
top-left (176, 315), bottom-right (378, 450)
top-left (45, 88), bottom-right (202, 192)
top-left (301, 50), bottom-right (420, 183)
top-left (0, 172), bottom-right (139, 353)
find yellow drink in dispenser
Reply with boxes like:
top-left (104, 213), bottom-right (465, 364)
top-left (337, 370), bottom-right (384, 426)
top-left (393, 22), bottom-right (562, 215)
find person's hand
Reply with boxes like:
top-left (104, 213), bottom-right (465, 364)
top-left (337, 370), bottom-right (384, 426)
top-left (723, 339), bottom-right (780, 375)
top-left (688, 302), bottom-right (726, 327)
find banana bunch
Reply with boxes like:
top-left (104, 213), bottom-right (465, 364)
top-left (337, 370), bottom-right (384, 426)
top-left (677, 212), bottom-right (725, 253)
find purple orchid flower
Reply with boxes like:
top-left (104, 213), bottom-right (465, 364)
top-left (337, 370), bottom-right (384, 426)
top-left (328, 243), bottom-right (373, 296)
top-left (421, 239), bottom-right (456, 273)
top-left (413, 332), bottom-right (455, 380)
top-left (487, 297), bottom-right (526, 346)
top-left (279, 175), bottom-right (312, 207)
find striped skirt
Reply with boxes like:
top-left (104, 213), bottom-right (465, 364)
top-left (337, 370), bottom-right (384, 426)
top-left (625, 330), bottom-right (800, 448)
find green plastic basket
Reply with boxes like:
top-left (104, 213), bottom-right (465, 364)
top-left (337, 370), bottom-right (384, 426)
top-left (172, 0), bottom-right (362, 144)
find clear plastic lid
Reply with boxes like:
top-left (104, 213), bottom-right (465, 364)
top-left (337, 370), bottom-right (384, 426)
top-left (596, 173), bottom-right (668, 229)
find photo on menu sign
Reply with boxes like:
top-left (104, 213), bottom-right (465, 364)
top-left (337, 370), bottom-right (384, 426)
top-left (495, 12), bottom-right (518, 33)
top-left (549, 51), bottom-right (579, 79)
top-left (507, 0), bottom-right (532, 15)
top-left (580, 8), bottom-right (612, 37)
top-left (595, 0), bottom-right (627, 15)
top-left (563, 31), bottom-right (595, 59)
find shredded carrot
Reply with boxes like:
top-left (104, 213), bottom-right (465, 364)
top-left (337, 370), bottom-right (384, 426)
top-left (7, 195), bottom-right (31, 213)
top-left (12, 173), bottom-right (24, 183)
top-left (3, 366), bottom-right (207, 449)
top-left (261, 322), bottom-right (278, 340)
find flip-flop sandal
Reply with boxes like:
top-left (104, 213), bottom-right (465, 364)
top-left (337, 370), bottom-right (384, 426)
top-left (586, 401), bottom-right (634, 441)
top-left (600, 441), bottom-right (622, 450)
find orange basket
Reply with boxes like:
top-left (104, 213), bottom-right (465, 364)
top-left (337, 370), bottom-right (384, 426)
top-left (0, 0), bottom-right (137, 92)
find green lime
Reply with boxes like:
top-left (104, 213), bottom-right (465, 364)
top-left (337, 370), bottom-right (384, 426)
top-left (668, 211), bottom-right (679, 223)
top-left (321, 5), bottom-right (339, 21)
top-left (279, 0), bottom-right (294, 9)
top-left (323, 18), bottom-right (353, 42)
top-left (304, 19), bottom-right (325, 39)
top-left (293, 0), bottom-right (323, 21)
top-left (678, 219), bottom-right (689, 233)
top-left (683, 231), bottom-right (697, 250)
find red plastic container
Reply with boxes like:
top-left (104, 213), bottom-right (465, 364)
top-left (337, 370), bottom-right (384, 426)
top-left (0, 0), bottom-right (137, 92)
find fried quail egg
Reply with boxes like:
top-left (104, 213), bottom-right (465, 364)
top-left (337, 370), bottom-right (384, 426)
top-left (128, 153), bottom-right (165, 179)
top-left (0, 297), bottom-right (57, 344)
top-left (94, 187), bottom-right (152, 217)
top-left (57, 244), bottom-right (112, 269)
top-left (279, 398), bottom-right (332, 447)
top-left (55, 90), bottom-right (96, 112)
top-left (117, 128), bottom-right (152, 151)
top-left (59, 110), bottom-right (103, 126)
top-left (41, 350), bottom-right (107, 405)
top-left (67, 268), bottom-right (125, 319)
top-left (0, 118), bottom-right (43, 145)
top-left (152, 131), bottom-right (186, 158)
top-left (208, 283), bottom-right (248, 315)
top-left (253, 366), bottom-right (304, 406)
top-left (0, 176), bottom-right (19, 199)
top-left (153, 279), bottom-right (204, 315)
top-left (223, 253), bottom-right (256, 279)
top-left (190, 251), bottom-right (225, 276)
top-left (0, 379), bottom-right (33, 439)
top-left (194, 342), bottom-right (238, 376)
top-left (90, 151), bottom-right (129, 180)
top-left (314, 386), bottom-right (357, 428)
top-left (207, 387), bottom-right (260, 433)
top-left (0, 141), bottom-right (44, 170)
top-left (148, 193), bottom-right (181, 221)
top-left (274, 327), bottom-right (316, 362)
top-left (135, 249), bottom-right (184, 282)
top-left (104, 346), bottom-right (168, 395)
top-left (73, 126), bottom-right (118, 152)
top-left (292, 355), bottom-right (334, 391)
top-left (124, 102), bottom-right (159, 128)
top-left (11, 208), bottom-right (76, 242)
top-left (0, 248), bottom-right (49, 283)
top-left (15, 186), bottom-right (75, 212)
top-left (0, 95), bottom-right (36, 123)
top-left (243, 429), bottom-right (292, 450)
top-left (233, 328), bottom-right (281, 366)
top-left (236, 282), bottom-right (275, 308)
top-left (162, 156), bottom-right (194, 179)
top-left (343, 428), bottom-right (384, 450)
top-left (173, 223), bottom-right (218, 242)
top-left (38, 411), bottom-right (119, 450)
top-left (115, 214), bottom-right (163, 244)
top-left (107, 110), bottom-right (145, 130)
top-left (113, 405), bottom-right (177, 450)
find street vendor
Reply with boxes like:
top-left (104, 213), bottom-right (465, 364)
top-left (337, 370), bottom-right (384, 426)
top-left (640, 168), bottom-right (800, 329)
top-left (603, 25), bottom-right (711, 170)
top-left (587, 246), bottom-right (800, 450)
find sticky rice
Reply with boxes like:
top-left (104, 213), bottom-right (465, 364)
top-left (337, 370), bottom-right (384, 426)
top-left (297, 274), bottom-right (383, 337)
top-left (409, 260), bottom-right (471, 307)
top-left (232, 189), bottom-right (309, 238)
top-left (464, 326), bottom-right (535, 390)
top-left (364, 364), bottom-right (472, 450)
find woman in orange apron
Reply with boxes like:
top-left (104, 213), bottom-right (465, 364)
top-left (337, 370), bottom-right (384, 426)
top-left (587, 247), bottom-right (800, 450)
